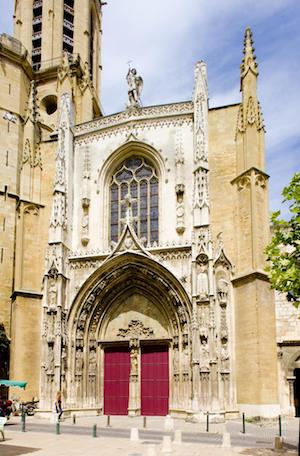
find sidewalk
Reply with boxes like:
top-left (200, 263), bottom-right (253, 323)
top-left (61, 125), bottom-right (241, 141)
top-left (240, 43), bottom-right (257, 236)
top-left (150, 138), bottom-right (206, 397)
top-left (1, 415), bottom-right (298, 456)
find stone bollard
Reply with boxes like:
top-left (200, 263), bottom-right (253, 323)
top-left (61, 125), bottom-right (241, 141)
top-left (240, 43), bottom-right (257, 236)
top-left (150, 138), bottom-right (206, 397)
top-left (164, 415), bottom-right (174, 432)
top-left (222, 432), bottom-right (231, 448)
top-left (161, 435), bottom-right (172, 454)
top-left (274, 435), bottom-right (284, 450)
top-left (147, 443), bottom-right (157, 456)
top-left (130, 427), bottom-right (139, 442)
top-left (173, 429), bottom-right (182, 444)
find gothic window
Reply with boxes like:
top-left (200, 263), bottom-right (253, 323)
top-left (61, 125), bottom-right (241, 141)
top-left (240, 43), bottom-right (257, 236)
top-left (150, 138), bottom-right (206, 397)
top-left (110, 156), bottom-right (159, 244)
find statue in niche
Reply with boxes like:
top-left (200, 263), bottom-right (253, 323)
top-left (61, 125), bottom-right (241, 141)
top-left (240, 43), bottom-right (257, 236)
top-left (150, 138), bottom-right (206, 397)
top-left (197, 263), bottom-right (208, 300)
top-left (75, 350), bottom-right (83, 375)
top-left (126, 68), bottom-right (143, 107)
top-left (173, 348), bottom-right (179, 373)
top-left (199, 339), bottom-right (209, 370)
top-left (220, 343), bottom-right (230, 371)
top-left (89, 350), bottom-right (97, 375)
top-left (81, 211), bottom-right (89, 235)
top-left (46, 345), bottom-right (54, 374)
top-left (182, 346), bottom-right (190, 373)
top-left (48, 277), bottom-right (57, 311)
top-left (217, 278), bottom-right (229, 304)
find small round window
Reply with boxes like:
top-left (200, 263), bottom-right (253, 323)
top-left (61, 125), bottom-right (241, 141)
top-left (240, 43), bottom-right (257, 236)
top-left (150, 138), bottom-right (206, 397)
top-left (41, 95), bottom-right (58, 115)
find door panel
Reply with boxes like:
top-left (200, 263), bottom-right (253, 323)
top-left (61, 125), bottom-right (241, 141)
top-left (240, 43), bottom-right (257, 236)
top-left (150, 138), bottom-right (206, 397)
top-left (104, 347), bottom-right (130, 415)
top-left (141, 345), bottom-right (169, 416)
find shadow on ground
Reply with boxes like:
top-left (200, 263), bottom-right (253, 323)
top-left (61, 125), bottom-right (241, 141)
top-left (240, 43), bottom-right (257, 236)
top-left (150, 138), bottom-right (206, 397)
top-left (0, 443), bottom-right (40, 456)
top-left (240, 449), bottom-right (297, 455)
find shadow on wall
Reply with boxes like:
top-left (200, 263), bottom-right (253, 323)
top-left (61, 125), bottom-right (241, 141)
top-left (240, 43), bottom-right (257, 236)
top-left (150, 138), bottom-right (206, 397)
top-left (0, 323), bottom-right (10, 399)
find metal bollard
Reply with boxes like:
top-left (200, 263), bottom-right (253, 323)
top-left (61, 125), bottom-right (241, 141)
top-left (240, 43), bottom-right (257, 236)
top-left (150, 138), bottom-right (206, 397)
top-left (278, 414), bottom-right (282, 437)
top-left (56, 422), bottom-right (60, 435)
top-left (106, 415), bottom-right (111, 427)
top-left (143, 416), bottom-right (147, 428)
top-left (21, 412), bottom-right (26, 433)
top-left (73, 413), bottom-right (76, 425)
top-left (242, 412), bottom-right (246, 434)
top-left (206, 411), bottom-right (209, 432)
top-left (92, 424), bottom-right (97, 438)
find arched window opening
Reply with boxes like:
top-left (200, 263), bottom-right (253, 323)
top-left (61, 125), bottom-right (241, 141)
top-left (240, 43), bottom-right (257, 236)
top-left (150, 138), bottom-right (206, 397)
top-left (110, 156), bottom-right (158, 244)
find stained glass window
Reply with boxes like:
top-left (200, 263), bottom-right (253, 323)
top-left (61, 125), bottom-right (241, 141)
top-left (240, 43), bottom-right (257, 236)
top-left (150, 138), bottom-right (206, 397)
top-left (110, 156), bottom-right (158, 243)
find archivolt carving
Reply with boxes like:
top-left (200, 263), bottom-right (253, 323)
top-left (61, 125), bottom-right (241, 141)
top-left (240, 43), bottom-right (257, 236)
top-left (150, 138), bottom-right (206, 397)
top-left (117, 320), bottom-right (154, 339)
top-left (70, 255), bottom-right (192, 347)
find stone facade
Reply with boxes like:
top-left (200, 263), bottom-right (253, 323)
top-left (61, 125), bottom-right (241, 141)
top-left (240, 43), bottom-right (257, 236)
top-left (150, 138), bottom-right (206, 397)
top-left (276, 291), bottom-right (300, 414)
top-left (0, 4), bottom-right (289, 417)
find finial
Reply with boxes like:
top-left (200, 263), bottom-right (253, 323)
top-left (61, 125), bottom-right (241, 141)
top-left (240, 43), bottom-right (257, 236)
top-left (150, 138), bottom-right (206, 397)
top-left (240, 27), bottom-right (258, 79)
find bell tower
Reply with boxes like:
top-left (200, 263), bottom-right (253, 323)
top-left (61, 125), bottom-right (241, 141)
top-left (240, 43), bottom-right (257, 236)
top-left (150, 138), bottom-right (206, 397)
top-left (13, 0), bottom-right (103, 121)
top-left (0, 0), bottom-right (104, 400)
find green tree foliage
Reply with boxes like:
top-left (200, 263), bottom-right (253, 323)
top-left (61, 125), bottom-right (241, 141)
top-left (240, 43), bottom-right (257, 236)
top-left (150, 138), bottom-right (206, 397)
top-left (265, 172), bottom-right (300, 306)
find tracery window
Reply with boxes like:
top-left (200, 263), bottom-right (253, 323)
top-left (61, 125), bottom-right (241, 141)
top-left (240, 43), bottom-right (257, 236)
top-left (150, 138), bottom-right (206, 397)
top-left (110, 156), bottom-right (158, 244)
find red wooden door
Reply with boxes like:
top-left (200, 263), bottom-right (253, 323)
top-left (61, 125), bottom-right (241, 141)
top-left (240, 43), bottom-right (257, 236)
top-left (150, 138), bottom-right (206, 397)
top-left (104, 347), bottom-right (130, 415)
top-left (141, 345), bottom-right (169, 416)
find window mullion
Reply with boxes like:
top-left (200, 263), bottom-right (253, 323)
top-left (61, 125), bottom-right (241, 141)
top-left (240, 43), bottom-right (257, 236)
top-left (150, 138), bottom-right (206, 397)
top-left (118, 183), bottom-right (121, 239)
top-left (137, 179), bottom-right (140, 238)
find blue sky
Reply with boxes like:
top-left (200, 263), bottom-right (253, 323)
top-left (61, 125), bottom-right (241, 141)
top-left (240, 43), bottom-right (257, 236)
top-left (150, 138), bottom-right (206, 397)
top-left (1, 0), bottom-right (299, 216)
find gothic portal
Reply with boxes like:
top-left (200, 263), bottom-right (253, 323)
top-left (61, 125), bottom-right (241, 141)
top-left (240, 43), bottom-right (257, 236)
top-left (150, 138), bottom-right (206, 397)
top-left (0, 1), bottom-right (281, 418)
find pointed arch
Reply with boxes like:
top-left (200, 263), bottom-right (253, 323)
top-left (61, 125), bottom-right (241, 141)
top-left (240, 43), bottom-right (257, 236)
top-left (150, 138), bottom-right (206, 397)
top-left (97, 140), bottom-right (167, 249)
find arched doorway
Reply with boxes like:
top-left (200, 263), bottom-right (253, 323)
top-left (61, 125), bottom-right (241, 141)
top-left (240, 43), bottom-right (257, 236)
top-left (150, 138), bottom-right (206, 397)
top-left (66, 252), bottom-right (192, 415)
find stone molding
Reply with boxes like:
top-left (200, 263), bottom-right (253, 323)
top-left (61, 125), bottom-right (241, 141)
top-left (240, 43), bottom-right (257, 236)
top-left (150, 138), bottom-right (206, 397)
top-left (74, 102), bottom-right (193, 136)
top-left (74, 115), bottom-right (193, 146)
top-left (231, 270), bottom-right (270, 285)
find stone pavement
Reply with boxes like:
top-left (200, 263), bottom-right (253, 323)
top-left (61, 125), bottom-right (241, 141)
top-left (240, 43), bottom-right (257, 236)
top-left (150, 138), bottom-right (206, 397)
top-left (0, 415), bottom-right (298, 456)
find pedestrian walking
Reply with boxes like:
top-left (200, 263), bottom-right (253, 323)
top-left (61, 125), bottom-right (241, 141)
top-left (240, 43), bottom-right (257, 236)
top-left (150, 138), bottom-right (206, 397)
top-left (55, 391), bottom-right (63, 421)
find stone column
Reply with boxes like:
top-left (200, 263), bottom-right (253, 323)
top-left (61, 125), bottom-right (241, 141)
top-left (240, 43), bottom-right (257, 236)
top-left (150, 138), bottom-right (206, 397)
top-left (209, 299), bottom-right (219, 411)
top-left (172, 336), bottom-right (180, 409)
top-left (191, 313), bottom-right (200, 411)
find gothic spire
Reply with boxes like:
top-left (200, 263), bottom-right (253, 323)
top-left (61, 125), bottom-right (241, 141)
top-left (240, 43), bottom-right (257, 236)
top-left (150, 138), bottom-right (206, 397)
top-left (240, 27), bottom-right (258, 83)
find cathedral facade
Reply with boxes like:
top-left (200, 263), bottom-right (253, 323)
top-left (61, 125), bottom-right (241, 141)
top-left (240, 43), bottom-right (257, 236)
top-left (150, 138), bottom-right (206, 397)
top-left (0, 0), bottom-right (284, 418)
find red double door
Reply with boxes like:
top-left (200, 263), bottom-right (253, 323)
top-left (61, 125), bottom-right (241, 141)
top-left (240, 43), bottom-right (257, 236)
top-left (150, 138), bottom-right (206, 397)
top-left (104, 345), bottom-right (169, 416)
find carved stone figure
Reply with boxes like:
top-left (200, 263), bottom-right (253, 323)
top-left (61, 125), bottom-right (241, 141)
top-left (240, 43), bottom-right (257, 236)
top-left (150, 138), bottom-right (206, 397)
top-left (81, 212), bottom-right (89, 235)
top-left (220, 344), bottom-right (230, 371)
top-left (200, 340), bottom-right (209, 370)
top-left (217, 278), bottom-right (229, 304)
top-left (48, 278), bottom-right (57, 310)
top-left (126, 68), bottom-right (143, 107)
top-left (197, 264), bottom-right (208, 300)
top-left (89, 350), bottom-right (97, 375)
top-left (130, 348), bottom-right (138, 376)
top-left (46, 345), bottom-right (54, 374)
top-left (117, 320), bottom-right (154, 339)
top-left (75, 350), bottom-right (84, 375)
top-left (182, 346), bottom-right (190, 373)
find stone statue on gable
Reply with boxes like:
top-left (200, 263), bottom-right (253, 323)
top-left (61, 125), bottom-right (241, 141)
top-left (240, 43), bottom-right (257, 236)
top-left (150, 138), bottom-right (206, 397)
top-left (126, 68), bottom-right (143, 107)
